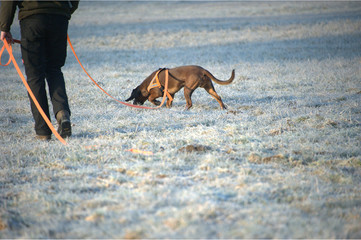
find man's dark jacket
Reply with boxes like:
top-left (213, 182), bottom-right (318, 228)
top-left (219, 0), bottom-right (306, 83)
top-left (0, 0), bottom-right (79, 32)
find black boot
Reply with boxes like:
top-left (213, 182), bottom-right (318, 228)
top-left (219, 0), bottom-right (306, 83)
top-left (56, 110), bottom-right (71, 138)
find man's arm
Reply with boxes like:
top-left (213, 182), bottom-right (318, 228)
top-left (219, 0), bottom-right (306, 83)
top-left (0, 1), bottom-right (18, 32)
top-left (0, 1), bottom-right (17, 43)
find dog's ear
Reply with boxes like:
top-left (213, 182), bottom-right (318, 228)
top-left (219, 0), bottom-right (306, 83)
top-left (125, 88), bottom-right (138, 102)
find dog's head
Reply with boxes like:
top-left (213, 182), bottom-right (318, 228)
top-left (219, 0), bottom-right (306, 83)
top-left (125, 86), bottom-right (148, 105)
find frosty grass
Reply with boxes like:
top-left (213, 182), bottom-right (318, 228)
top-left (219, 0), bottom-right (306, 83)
top-left (1, 1), bottom-right (361, 238)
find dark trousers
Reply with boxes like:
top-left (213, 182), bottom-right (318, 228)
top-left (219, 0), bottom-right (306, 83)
top-left (20, 14), bottom-right (70, 136)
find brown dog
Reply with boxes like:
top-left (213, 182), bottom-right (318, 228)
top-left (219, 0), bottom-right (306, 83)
top-left (125, 65), bottom-right (235, 110)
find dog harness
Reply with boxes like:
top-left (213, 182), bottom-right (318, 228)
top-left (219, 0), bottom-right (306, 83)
top-left (147, 68), bottom-right (173, 101)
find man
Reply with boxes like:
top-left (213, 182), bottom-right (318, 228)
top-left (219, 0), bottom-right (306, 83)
top-left (0, 1), bottom-right (79, 140)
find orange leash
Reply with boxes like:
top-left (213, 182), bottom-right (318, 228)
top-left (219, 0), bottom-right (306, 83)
top-left (1, 39), bottom-right (67, 145)
top-left (67, 35), bottom-right (170, 109)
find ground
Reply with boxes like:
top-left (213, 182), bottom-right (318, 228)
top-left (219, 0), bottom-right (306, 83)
top-left (1, 1), bottom-right (361, 238)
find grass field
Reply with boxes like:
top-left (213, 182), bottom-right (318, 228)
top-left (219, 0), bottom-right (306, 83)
top-left (1, 1), bottom-right (361, 238)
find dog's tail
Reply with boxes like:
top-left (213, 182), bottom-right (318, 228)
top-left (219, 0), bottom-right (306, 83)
top-left (204, 69), bottom-right (235, 85)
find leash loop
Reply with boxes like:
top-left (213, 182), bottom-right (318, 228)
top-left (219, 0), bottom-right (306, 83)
top-left (0, 40), bottom-right (20, 66)
top-left (0, 42), bottom-right (12, 66)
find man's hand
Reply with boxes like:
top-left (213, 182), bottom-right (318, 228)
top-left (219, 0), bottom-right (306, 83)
top-left (0, 31), bottom-right (14, 44)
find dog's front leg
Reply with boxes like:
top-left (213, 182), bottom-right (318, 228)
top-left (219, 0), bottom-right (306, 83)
top-left (184, 88), bottom-right (194, 110)
top-left (148, 89), bottom-right (162, 106)
top-left (166, 94), bottom-right (175, 108)
top-left (149, 97), bottom-right (161, 106)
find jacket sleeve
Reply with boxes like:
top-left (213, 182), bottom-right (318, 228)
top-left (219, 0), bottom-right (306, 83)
top-left (0, 1), bottom-right (18, 32)
top-left (70, 0), bottom-right (79, 14)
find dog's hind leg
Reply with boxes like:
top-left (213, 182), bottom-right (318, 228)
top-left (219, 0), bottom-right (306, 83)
top-left (203, 83), bottom-right (226, 109)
